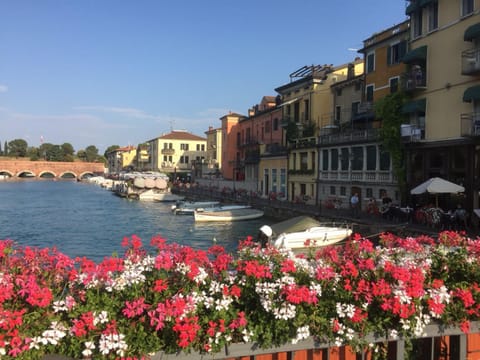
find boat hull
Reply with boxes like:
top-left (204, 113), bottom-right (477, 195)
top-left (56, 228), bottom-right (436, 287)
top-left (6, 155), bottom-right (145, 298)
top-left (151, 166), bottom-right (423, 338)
top-left (194, 208), bottom-right (264, 222)
top-left (273, 226), bottom-right (352, 250)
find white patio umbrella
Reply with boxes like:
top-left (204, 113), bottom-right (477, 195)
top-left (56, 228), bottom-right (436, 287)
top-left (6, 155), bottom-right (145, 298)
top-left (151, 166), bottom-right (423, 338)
top-left (410, 177), bottom-right (465, 207)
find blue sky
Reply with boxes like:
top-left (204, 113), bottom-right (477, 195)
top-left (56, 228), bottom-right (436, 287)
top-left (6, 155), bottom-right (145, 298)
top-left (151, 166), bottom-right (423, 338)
top-left (0, 1), bottom-right (407, 153)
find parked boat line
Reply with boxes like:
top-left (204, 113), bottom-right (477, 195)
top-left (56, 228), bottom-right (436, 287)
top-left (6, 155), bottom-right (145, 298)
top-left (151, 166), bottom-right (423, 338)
top-left (194, 207), bottom-right (264, 222)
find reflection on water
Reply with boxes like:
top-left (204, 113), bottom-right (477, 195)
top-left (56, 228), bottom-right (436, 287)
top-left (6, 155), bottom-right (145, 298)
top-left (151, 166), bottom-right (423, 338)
top-left (0, 180), bottom-right (274, 262)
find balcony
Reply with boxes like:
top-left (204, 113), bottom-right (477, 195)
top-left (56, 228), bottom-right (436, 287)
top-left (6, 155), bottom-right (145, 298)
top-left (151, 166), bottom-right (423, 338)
top-left (319, 170), bottom-right (396, 184)
top-left (461, 112), bottom-right (480, 137)
top-left (400, 124), bottom-right (423, 142)
top-left (161, 148), bottom-right (175, 155)
top-left (288, 137), bottom-right (316, 149)
top-left (402, 68), bottom-right (427, 91)
top-left (461, 48), bottom-right (480, 75)
top-left (318, 128), bottom-right (380, 145)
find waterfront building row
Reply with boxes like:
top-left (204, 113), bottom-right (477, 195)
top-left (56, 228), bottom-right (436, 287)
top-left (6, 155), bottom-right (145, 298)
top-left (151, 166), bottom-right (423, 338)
top-left (106, 0), bottom-right (480, 215)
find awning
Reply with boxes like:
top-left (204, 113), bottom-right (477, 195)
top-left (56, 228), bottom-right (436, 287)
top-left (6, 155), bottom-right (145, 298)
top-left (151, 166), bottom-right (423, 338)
top-left (402, 98), bottom-right (426, 114)
top-left (463, 85), bottom-right (480, 102)
top-left (401, 45), bottom-right (427, 64)
top-left (464, 23), bottom-right (480, 41)
top-left (419, 0), bottom-right (434, 6)
top-left (279, 97), bottom-right (299, 107)
top-left (405, 2), bottom-right (418, 14)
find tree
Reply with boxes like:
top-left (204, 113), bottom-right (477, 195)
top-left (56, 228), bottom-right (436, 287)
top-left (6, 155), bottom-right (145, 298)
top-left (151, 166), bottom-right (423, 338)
top-left (61, 143), bottom-right (75, 157)
top-left (27, 146), bottom-right (40, 161)
top-left (8, 139), bottom-right (28, 158)
top-left (77, 149), bottom-right (87, 161)
top-left (104, 145), bottom-right (120, 158)
top-left (375, 91), bottom-right (407, 200)
top-left (4, 141), bottom-right (7, 156)
top-left (39, 143), bottom-right (54, 160)
top-left (285, 121), bottom-right (299, 143)
top-left (0, 141), bottom-right (2, 156)
top-left (85, 145), bottom-right (99, 162)
top-left (46, 145), bottom-right (64, 161)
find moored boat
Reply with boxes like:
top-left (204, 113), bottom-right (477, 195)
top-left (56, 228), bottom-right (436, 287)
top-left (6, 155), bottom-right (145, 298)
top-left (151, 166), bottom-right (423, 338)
top-left (171, 200), bottom-right (221, 215)
top-left (258, 215), bottom-right (352, 250)
top-left (194, 206), bottom-right (264, 222)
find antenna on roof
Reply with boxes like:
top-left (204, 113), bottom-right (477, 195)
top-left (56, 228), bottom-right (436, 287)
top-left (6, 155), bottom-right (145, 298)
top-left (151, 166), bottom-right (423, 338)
top-left (169, 118), bottom-right (175, 132)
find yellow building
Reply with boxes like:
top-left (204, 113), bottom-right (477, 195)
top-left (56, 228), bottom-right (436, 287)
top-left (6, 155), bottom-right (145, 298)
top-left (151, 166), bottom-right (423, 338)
top-left (275, 61), bottom-right (363, 204)
top-left (106, 146), bottom-right (137, 174)
top-left (403, 0), bottom-right (480, 211)
top-left (148, 130), bottom-right (207, 179)
top-left (315, 22), bottom-right (409, 211)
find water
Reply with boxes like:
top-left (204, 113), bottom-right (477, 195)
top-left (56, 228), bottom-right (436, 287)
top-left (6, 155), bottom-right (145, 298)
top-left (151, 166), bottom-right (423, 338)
top-left (0, 181), bottom-right (274, 262)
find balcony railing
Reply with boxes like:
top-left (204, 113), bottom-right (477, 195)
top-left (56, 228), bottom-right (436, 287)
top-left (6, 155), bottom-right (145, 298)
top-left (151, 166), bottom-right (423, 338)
top-left (402, 68), bottom-right (427, 91)
top-left (461, 112), bottom-right (480, 137)
top-left (318, 128), bottom-right (380, 145)
top-left (400, 124), bottom-right (423, 142)
top-left (319, 170), bottom-right (396, 183)
top-left (161, 148), bottom-right (175, 155)
top-left (461, 47), bottom-right (480, 75)
top-left (288, 137), bottom-right (316, 149)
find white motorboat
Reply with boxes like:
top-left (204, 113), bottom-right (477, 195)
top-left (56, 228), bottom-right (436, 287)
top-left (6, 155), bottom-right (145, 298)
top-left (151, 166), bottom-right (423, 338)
top-left (194, 205), bottom-right (263, 222)
top-left (171, 200), bottom-right (220, 215)
top-left (258, 216), bottom-right (352, 250)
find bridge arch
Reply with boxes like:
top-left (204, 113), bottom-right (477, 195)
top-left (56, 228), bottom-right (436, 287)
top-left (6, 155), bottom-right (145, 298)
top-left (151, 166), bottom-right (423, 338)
top-left (0, 170), bottom-right (13, 178)
top-left (39, 171), bottom-right (57, 178)
top-left (79, 171), bottom-right (96, 180)
top-left (59, 171), bottom-right (77, 179)
top-left (16, 170), bottom-right (36, 178)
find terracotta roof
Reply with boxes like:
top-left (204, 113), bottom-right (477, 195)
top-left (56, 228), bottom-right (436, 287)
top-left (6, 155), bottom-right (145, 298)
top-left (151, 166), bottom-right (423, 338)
top-left (158, 130), bottom-right (206, 141)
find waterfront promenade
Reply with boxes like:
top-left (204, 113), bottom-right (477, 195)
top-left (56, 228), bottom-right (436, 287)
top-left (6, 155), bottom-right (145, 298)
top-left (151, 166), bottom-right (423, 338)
top-left (171, 182), bottom-right (453, 240)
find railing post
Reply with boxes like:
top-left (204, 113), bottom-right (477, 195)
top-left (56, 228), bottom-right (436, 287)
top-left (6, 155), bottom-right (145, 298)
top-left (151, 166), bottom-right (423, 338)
top-left (396, 339), bottom-right (405, 360)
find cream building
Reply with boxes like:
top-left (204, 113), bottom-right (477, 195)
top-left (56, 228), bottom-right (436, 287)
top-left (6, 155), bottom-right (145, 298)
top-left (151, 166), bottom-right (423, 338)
top-left (148, 130), bottom-right (207, 179)
top-left (204, 126), bottom-right (222, 175)
top-left (403, 0), bottom-right (480, 212)
top-left (275, 61), bottom-right (363, 205)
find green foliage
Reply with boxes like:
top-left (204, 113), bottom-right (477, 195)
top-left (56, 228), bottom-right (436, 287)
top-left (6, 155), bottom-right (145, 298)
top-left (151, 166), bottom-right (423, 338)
top-left (285, 121), bottom-right (299, 143)
top-left (375, 92), bottom-right (407, 198)
top-left (85, 145), bottom-right (99, 162)
top-left (7, 139), bottom-right (28, 157)
top-left (104, 145), bottom-right (120, 158)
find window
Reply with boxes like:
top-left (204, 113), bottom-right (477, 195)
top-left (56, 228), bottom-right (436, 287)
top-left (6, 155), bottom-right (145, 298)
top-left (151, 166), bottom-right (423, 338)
top-left (462, 0), bottom-right (474, 16)
top-left (366, 52), bottom-right (375, 73)
top-left (366, 145), bottom-right (377, 171)
top-left (292, 153), bottom-right (297, 170)
top-left (427, 1), bottom-right (438, 31)
top-left (388, 41), bottom-right (407, 65)
top-left (272, 169), bottom-right (277, 193)
top-left (300, 152), bottom-right (308, 171)
top-left (280, 169), bottom-right (286, 195)
top-left (311, 151), bottom-right (315, 171)
top-left (196, 144), bottom-right (200, 151)
top-left (304, 99), bottom-right (309, 121)
top-left (340, 148), bottom-right (349, 171)
top-left (366, 85), bottom-right (374, 102)
top-left (352, 147), bottom-right (363, 171)
top-left (413, 9), bottom-right (423, 38)
top-left (335, 106), bottom-right (341, 123)
top-left (201, 144), bottom-right (205, 151)
top-left (352, 102), bottom-right (360, 116)
top-left (300, 183), bottom-right (306, 196)
top-left (355, 81), bottom-right (362, 91)
top-left (163, 155), bottom-right (167, 161)
top-left (330, 186), bottom-right (336, 195)
top-left (390, 77), bottom-right (399, 93)
top-left (366, 188), bottom-right (373, 198)
top-left (336, 89), bottom-right (342, 96)
top-left (265, 120), bottom-right (271, 133)
top-left (340, 186), bottom-right (346, 196)
top-left (273, 118), bottom-right (279, 131)
top-left (180, 143), bottom-right (189, 150)
top-left (379, 146), bottom-right (391, 171)
top-left (322, 150), bottom-right (329, 171)
top-left (331, 149), bottom-right (339, 171)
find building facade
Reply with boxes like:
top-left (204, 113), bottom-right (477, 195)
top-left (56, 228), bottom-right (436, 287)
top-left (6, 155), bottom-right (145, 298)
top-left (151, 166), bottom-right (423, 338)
top-left (204, 126), bottom-right (222, 175)
top-left (148, 130), bottom-right (207, 179)
top-left (403, 0), bottom-right (480, 212)
top-left (316, 22), bottom-right (409, 211)
top-left (106, 146), bottom-right (137, 174)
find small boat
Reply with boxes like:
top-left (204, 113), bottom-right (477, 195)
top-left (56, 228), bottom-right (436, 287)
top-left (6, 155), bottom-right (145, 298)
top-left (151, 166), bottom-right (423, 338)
top-left (171, 200), bottom-right (220, 215)
top-left (258, 215), bottom-right (352, 250)
top-left (194, 205), bottom-right (264, 222)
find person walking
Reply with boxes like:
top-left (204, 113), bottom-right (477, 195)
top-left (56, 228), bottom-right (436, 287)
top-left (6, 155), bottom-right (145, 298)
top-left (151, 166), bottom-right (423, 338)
top-left (350, 192), bottom-right (359, 218)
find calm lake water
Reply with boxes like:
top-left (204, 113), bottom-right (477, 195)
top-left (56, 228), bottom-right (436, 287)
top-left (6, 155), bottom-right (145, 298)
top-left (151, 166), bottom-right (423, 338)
top-left (0, 180), bottom-right (274, 262)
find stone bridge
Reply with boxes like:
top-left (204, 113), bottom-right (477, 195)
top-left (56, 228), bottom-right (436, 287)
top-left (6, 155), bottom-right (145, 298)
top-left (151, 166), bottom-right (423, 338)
top-left (0, 159), bottom-right (105, 180)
